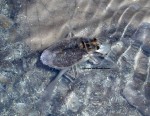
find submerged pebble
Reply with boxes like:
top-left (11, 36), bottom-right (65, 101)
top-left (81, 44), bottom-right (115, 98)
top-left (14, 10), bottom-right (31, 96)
top-left (13, 103), bottom-right (31, 115)
top-left (0, 73), bottom-right (9, 84)
top-left (0, 14), bottom-right (13, 29)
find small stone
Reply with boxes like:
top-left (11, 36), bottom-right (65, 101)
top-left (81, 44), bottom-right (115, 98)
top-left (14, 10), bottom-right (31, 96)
top-left (0, 73), bottom-right (9, 84)
top-left (13, 103), bottom-right (30, 115)
top-left (0, 14), bottom-right (13, 29)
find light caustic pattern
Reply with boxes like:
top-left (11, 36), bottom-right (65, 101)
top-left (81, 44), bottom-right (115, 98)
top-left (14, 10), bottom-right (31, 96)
top-left (34, 1), bottom-right (150, 116)
top-left (1, 0), bottom-right (150, 116)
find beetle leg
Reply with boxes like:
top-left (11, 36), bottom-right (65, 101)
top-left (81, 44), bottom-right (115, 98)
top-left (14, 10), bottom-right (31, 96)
top-left (71, 65), bottom-right (77, 79)
top-left (88, 54), bottom-right (99, 65)
top-left (39, 68), bottom-right (69, 103)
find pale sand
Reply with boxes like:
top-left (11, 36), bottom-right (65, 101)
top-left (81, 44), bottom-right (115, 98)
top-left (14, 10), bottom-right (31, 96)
top-left (1, 0), bottom-right (150, 115)
top-left (16, 0), bottom-right (150, 52)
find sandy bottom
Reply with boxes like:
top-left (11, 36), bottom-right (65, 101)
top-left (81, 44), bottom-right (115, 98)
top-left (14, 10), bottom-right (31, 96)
top-left (0, 0), bottom-right (150, 116)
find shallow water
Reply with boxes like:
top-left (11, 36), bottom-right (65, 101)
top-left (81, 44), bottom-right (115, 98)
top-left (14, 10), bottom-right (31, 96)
top-left (0, 0), bottom-right (150, 116)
